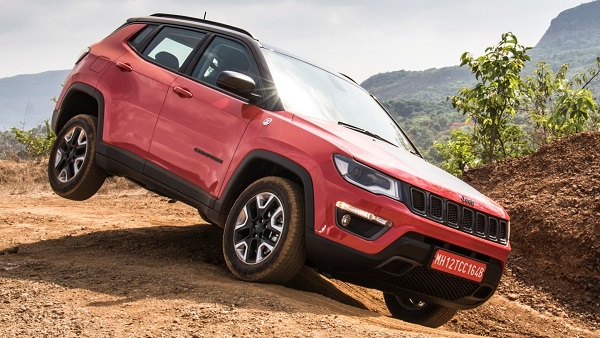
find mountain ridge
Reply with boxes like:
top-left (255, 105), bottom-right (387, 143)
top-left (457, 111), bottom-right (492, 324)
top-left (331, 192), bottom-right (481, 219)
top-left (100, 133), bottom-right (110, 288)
top-left (2, 2), bottom-right (599, 132)
top-left (0, 69), bottom-right (69, 130)
top-left (362, 1), bottom-right (600, 103)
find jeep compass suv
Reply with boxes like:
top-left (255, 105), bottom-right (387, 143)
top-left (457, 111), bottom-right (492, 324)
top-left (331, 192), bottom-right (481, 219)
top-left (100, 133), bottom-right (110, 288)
top-left (48, 13), bottom-right (510, 327)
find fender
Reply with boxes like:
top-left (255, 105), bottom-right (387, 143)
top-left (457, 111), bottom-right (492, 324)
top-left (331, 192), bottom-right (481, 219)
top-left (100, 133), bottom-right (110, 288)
top-left (52, 82), bottom-right (105, 138)
top-left (208, 150), bottom-right (315, 230)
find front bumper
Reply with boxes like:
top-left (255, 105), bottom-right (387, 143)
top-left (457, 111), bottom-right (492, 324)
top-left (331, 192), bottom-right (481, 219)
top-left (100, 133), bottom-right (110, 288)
top-left (305, 230), bottom-right (503, 310)
top-left (305, 159), bottom-right (508, 310)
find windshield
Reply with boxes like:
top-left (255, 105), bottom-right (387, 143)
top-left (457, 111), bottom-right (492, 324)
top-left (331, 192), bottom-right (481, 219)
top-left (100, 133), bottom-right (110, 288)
top-left (262, 48), bottom-right (416, 153)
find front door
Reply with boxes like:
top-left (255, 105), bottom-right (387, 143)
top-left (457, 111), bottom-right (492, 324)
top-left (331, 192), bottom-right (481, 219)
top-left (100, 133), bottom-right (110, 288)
top-left (147, 36), bottom-right (263, 199)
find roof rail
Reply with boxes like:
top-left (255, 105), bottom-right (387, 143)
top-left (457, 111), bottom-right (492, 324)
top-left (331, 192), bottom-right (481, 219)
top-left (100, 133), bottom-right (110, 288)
top-left (150, 13), bottom-right (256, 39)
top-left (339, 73), bottom-right (358, 84)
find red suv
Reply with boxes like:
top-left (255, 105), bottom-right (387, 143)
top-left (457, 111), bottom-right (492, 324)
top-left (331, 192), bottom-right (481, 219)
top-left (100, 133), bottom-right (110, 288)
top-left (48, 14), bottom-right (510, 327)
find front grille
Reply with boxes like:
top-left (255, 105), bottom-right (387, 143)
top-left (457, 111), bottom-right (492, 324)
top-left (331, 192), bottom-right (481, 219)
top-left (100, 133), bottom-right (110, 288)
top-left (411, 189), bottom-right (426, 213)
top-left (447, 202), bottom-right (459, 226)
top-left (462, 208), bottom-right (474, 232)
top-left (430, 196), bottom-right (443, 220)
top-left (499, 220), bottom-right (508, 240)
top-left (488, 218), bottom-right (498, 239)
top-left (407, 186), bottom-right (508, 245)
top-left (385, 266), bottom-right (480, 301)
top-left (476, 213), bottom-right (486, 236)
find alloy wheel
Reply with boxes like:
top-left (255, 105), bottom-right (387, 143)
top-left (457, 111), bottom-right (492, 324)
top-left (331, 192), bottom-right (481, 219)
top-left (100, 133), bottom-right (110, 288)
top-left (232, 192), bottom-right (284, 265)
top-left (53, 126), bottom-right (88, 183)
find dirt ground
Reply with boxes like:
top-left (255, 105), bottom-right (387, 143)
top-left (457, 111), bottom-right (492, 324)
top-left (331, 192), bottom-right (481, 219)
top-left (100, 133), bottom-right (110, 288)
top-left (0, 133), bottom-right (599, 338)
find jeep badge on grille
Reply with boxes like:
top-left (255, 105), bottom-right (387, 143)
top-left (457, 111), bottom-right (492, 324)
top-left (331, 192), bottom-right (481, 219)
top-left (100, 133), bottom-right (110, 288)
top-left (461, 196), bottom-right (475, 207)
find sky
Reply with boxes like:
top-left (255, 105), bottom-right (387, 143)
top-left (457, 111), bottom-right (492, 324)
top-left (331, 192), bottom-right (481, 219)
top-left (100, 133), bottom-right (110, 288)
top-left (0, 0), bottom-right (591, 82)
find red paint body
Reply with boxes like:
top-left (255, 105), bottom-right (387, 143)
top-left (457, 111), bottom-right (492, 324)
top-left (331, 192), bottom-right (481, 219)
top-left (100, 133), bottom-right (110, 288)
top-left (52, 16), bottom-right (511, 311)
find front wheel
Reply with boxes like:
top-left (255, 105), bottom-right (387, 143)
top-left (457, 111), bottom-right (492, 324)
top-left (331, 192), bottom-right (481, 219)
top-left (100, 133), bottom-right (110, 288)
top-left (48, 114), bottom-right (107, 200)
top-left (383, 293), bottom-right (458, 328)
top-left (223, 177), bottom-right (306, 284)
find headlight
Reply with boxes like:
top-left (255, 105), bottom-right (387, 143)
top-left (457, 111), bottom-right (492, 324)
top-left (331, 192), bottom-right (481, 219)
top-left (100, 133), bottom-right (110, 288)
top-left (333, 154), bottom-right (401, 200)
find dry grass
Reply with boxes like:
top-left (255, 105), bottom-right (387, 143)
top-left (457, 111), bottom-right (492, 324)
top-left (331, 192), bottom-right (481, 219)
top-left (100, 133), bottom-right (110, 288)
top-left (0, 158), bottom-right (48, 194)
top-left (0, 158), bottom-right (140, 195)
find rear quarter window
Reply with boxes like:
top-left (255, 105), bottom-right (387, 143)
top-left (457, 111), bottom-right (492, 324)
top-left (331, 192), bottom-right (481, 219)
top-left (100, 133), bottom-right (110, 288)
top-left (129, 24), bottom-right (158, 51)
top-left (137, 26), bottom-right (207, 72)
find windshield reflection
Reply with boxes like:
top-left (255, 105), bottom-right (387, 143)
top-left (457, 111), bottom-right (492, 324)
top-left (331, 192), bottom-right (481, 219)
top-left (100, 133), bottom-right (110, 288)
top-left (262, 49), bottom-right (415, 152)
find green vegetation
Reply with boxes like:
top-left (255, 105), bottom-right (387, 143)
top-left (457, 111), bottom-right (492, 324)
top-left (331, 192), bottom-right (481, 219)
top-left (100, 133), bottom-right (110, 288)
top-left (523, 59), bottom-right (600, 148)
top-left (362, 1), bottom-right (600, 174)
top-left (449, 32), bottom-right (531, 164)
top-left (8, 120), bottom-right (56, 158)
top-left (383, 100), bottom-right (463, 164)
top-left (0, 130), bottom-right (24, 159)
top-left (432, 129), bottom-right (479, 176)
top-left (435, 34), bottom-right (599, 176)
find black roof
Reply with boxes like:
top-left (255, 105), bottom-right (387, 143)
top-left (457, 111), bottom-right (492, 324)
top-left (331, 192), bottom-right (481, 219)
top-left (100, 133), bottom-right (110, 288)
top-left (127, 13), bottom-right (358, 84)
top-left (128, 13), bottom-right (258, 40)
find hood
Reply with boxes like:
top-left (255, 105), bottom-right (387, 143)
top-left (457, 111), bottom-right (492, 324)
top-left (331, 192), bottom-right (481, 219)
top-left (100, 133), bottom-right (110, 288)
top-left (295, 116), bottom-right (508, 219)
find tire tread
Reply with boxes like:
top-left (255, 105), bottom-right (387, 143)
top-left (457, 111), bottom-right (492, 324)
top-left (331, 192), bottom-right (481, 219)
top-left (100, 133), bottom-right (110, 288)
top-left (383, 292), bottom-right (458, 328)
top-left (48, 114), bottom-right (107, 201)
top-left (223, 176), bottom-right (306, 284)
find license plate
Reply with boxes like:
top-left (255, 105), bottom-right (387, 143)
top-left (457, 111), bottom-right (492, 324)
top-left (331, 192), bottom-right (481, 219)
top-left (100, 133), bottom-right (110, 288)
top-left (430, 249), bottom-right (486, 282)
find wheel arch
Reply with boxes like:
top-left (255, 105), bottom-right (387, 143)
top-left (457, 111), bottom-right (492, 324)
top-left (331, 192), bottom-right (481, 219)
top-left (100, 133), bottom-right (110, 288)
top-left (52, 83), bottom-right (104, 136)
top-left (209, 150), bottom-right (314, 230)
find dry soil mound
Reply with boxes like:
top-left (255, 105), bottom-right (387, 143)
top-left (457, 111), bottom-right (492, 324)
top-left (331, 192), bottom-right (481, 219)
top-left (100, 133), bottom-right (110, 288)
top-left (463, 132), bottom-right (600, 325)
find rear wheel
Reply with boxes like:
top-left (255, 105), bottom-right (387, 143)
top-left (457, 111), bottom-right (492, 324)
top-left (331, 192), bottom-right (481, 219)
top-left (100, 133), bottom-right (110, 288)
top-left (223, 177), bottom-right (306, 284)
top-left (48, 114), bottom-right (107, 200)
top-left (383, 293), bottom-right (458, 328)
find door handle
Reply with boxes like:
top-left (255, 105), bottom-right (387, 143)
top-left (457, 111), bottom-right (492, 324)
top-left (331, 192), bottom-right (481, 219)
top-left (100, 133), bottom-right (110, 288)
top-left (173, 86), bottom-right (193, 98)
top-left (116, 62), bottom-right (133, 72)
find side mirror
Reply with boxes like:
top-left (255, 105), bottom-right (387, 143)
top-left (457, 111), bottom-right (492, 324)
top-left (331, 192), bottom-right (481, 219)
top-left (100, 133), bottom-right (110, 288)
top-left (216, 71), bottom-right (258, 102)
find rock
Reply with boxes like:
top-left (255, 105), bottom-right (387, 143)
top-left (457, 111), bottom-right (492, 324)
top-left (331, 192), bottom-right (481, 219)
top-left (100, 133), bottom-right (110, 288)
top-left (5, 246), bottom-right (19, 254)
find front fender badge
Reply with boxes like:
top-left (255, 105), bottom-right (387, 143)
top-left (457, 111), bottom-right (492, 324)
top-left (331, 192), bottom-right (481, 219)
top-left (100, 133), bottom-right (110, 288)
top-left (263, 118), bottom-right (272, 126)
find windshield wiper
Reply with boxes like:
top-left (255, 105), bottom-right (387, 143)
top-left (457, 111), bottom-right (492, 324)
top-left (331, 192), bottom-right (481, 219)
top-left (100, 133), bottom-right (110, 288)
top-left (337, 121), bottom-right (397, 148)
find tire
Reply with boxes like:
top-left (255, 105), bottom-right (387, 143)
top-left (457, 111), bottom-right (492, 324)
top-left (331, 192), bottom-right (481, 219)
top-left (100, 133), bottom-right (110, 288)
top-left (223, 176), bottom-right (306, 284)
top-left (48, 114), bottom-right (107, 201)
top-left (383, 293), bottom-right (458, 328)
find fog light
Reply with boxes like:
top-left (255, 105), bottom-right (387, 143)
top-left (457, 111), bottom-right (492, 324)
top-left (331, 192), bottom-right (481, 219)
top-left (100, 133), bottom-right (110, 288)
top-left (335, 201), bottom-right (393, 228)
top-left (340, 214), bottom-right (352, 227)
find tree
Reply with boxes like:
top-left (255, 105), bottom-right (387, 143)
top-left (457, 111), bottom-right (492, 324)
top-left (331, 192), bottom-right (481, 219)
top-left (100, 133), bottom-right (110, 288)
top-left (433, 129), bottom-right (480, 177)
top-left (521, 61), bottom-right (598, 147)
top-left (449, 32), bottom-right (531, 163)
top-left (572, 57), bottom-right (600, 132)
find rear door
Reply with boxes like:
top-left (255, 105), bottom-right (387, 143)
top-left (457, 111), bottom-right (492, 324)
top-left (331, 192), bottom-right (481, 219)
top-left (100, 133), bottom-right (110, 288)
top-left (147, 36), bottom-right (263, 200)
top-left (98, 25), bottom-right (206, 167)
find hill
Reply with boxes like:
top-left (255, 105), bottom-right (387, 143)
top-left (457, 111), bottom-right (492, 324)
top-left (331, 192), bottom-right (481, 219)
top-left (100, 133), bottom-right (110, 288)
top-left (530, 0), bottom-right (600, 70)
top-left (0, 70), bottom-right (69, 131)
top-left (537, 1), bottom-right (600, 50)
top-left (362, 1), bottom-right (600, 103)
top-left (361, 66), bottom-right (473, 103)
top-left (2, 2), bottom-right (599, 158)
top-left (359, 2), bottom-right (600, 164)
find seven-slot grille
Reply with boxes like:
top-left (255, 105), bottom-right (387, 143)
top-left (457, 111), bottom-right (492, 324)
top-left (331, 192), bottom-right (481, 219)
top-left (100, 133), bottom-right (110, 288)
top-left (408, 187), bottom-right (508, 245)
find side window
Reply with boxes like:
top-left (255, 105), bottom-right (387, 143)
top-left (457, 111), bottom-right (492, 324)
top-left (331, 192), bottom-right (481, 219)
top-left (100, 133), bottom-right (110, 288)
top-left (142, 27), bottom-right (206, 72)
top-left (192, 37), bottom-right (259, 88)
top-left (129, 24), bottom-right (158, 51)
